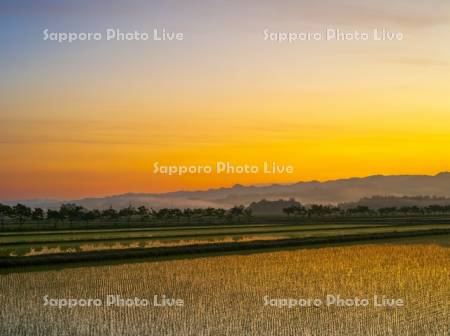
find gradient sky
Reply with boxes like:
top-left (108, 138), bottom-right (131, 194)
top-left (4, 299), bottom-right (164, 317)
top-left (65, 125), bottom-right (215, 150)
top-left (1, 0), bottom-right (449, 200)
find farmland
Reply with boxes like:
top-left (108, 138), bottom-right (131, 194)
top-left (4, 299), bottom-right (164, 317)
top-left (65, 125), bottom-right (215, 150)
top-left (0, 218), bottom-right (449, 335)
top-left (0, 220), bottom-right (449, 259)
top-left (0, 243), bottom-right (448, 335)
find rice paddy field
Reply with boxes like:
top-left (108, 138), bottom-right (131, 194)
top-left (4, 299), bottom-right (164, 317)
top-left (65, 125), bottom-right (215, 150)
top-left (1, 222), bottom-right (450, 257)
top-left (0, 240), bottom-right (449, 336)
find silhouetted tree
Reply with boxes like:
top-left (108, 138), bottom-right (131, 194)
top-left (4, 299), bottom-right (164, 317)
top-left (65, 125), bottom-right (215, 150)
top-left (102, 207), bottom-right (118, 222)
top-left (47, 209), bottom-right (63, 228)
top-left (183, 208), bottom-right (194, 222)
top-left (346, 206), bottom-right (370, 216)
top-left (283, 205), bottom-right (296, 216)
top-left (171, 208), bottom-right (183, 221)
top-left (13, 203), bottom-right (32, 225)
top-left (243, 208), bottom-right (252, 221)
top-left (214, 208), bottom-right (226, 219)
top-left (137, 206), bottom-right (149, 221)
top-left (119, 205), bottom-right (136, 223)
top-left (378, 207), bottom-right (397, 215)
top-left (59, 203), bottom-right (85, 227)
top-left (0, 203), bottom-right (13, 227)
top-left (229, 205), bottom-right (245, 222)
top-left (31, 208), bottom-right (44, 221)
top-left (81, 209), bottom-right (101, 224)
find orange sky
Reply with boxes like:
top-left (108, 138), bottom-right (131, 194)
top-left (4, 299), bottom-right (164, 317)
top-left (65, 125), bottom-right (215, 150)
top-left (1, 0), bottom-right (449, 200)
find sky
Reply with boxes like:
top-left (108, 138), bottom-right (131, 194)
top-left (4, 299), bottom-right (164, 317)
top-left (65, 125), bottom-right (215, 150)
top-left (0, 0), bottom-right (449, 200)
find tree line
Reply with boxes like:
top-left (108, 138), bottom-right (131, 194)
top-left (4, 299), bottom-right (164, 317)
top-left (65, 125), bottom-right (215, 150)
top-left (0, 203), bottom-right (252, 226)
top-left (282, 204), bottom-right (450, 217)
top-left (1, 202), bottom-right (450, 227)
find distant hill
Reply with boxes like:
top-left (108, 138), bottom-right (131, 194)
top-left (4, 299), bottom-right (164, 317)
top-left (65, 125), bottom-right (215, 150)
top-left (3, 172), bottom-right (450, 210)
top-left (340, 195), bottom-right (450, 210)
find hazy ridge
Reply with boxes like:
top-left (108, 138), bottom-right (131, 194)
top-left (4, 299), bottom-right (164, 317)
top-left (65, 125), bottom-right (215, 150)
top-left (4, 172), bottom-right (450, 210)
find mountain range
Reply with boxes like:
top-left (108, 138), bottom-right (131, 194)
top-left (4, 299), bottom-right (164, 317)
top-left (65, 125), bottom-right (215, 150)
top-left (3, 172), bottom-right (450, 210)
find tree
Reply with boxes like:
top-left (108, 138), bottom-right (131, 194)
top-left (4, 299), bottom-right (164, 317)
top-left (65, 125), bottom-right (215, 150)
top-left (59, 203), bottom-right (85, 225)
top-left (204, 207), bottom-right (217, 217)
top-left (399, 206), bottom-right (412, 215)
top-left (346, 206), bottom-right (370, 216)
top-left (13, 203), bottom-right (32, 225)
top-left (119, 205), bottom-right (136, 223)
top-left (409, 206), bottom-right (421, 214)
top-left (170, 208), bottom-right (183, 221)
top-left (102, 207), bottom-right (118, 221)
top-left (0, 204), bottom-right (13, 227)
top-left (31, 208), bottom-right (45, 229)
top-left (308, 204), bottom-right (326, 217)
top-left (183, 208), bottom-right (194, 222)
top-left (137, 206), bottom-right (149, 221)
top-left (31, 208), bottom-right (44, 221)
top-left (47, 209), bottom-right (63, 228)
top-left (378, 207), bottom-right (397, 215)
top-left (81, 210), bottom-right (101, 224)
top-left (283, 205), bottom-right (296, 216)
top-left (191, 208), bottom-right (205, 221)
top-left (243, 208), bottom-right (252, 221)
top-left (426, 205), bottom-right (445, 214)
top-left (214, 208), bottom-right (226, 219)
top-left (228, 205), bottom-right (245, 222)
